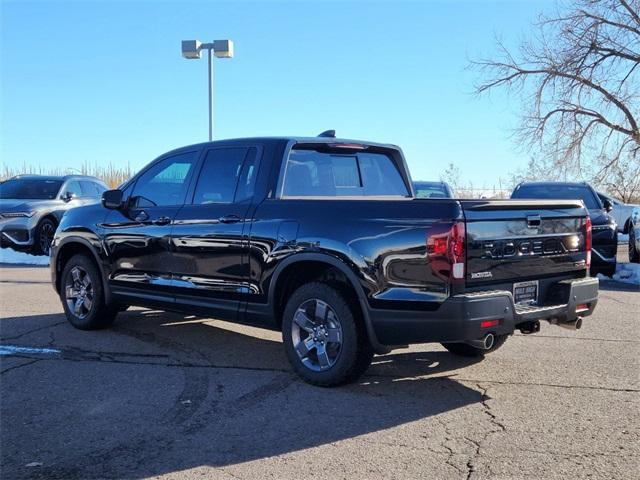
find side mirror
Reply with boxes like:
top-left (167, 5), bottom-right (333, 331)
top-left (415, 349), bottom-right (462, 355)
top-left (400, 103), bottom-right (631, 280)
top-left (102, 189), bottom-right (124, 210)
top-left (62, 191), bottom-right (76, 202)
top-left (603, 198), bottom-right (613, 212)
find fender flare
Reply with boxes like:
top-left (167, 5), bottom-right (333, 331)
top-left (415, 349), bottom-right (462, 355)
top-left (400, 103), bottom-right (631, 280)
top-left (54, 236), bottom-right (112, 304)
top-left (268, 252), bottom-right (388, 354)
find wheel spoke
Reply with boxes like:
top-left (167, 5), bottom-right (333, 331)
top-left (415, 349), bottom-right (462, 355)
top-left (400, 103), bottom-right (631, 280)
top-left (314, 301), bottom-right (327, 323)
top-left (295, 337), bottom-right (315, 358)
top-left (326, 327), bottom-right (341, 344)
top-left (316, 344), bottom-right (330, 368)
top-left (74, 297), bottom-right (84, 315)
top-left (71, 267), bottom-right (81, 283)
top-left (65, 286), bottom-right (79, 299)
top-left (82, 296), bottom-right (93, 311)
top-left (293, 310), bottom-right (315, 333)
top-left (82, 275), bottom-right (91, 288)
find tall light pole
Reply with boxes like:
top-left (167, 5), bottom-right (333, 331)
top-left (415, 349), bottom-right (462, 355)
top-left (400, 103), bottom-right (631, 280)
top-left (181, 39), bottom-right (234, 141)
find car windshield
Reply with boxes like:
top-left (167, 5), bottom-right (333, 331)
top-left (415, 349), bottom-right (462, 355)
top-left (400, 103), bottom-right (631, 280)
top-left (511, 184), bottom-right (601, 209)
top-left (413, 182), bottom-right (451, 198)
top-left (0, 178), bottom-right (63, 200)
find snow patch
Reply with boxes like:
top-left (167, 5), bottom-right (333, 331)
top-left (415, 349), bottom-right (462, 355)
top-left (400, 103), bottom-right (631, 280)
top-left (0, 248), bottom-right (49, 266)
top-left (599, 262), bottom-right (640, 286)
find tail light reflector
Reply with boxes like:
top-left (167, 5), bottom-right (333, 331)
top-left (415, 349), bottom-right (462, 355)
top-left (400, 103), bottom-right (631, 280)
top-left (480, 319), bottom-right (500, 328)
top-left (576, 303), bottom-right (589, 313)
top-left (584, 216), bottom-right (592, 269)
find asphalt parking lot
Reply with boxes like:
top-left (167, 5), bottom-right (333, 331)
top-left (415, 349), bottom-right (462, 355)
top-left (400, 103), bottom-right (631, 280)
top-left (1, 257), bottom-right (638, 479)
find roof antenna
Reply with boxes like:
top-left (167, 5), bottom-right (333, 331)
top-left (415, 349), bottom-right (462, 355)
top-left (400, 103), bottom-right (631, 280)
top-left (317, 130), bottom-right (336, 138)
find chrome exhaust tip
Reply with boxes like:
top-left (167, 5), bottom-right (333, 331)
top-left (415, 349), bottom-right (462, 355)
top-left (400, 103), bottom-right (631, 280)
top-left (465, 333), bottom-right (495, 350)
top-left (556, 317), bottom-right (583, 330)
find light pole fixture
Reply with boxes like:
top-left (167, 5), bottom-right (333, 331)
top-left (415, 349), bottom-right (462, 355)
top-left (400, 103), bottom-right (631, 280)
top-left (181, 39), bottom-right (234, 141)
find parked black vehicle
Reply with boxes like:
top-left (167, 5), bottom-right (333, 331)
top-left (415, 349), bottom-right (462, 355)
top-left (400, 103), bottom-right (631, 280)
top-left (413, 180), bottom-right (454, 198)
top-left (51, 134), bottom-right (598, 386)
top-left (511, 182), bottom-right (618, 277)
top-left (0, 175), bottom-right (107, 255)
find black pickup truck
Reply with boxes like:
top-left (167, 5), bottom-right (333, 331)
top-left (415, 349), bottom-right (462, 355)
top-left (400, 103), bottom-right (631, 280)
top-left (51, 133), bottom-right (599, 386)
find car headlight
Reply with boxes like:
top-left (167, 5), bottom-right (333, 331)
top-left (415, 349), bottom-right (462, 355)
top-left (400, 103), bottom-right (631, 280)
top-left (0, 211), bottom-right (35, 218)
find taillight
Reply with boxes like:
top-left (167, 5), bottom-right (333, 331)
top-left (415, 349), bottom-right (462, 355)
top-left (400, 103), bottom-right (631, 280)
top-left (584, 216), bottom-right (592, 269)
top-left (450, 221), bottom-right (465, 280)
top-left (427, 220), bottom-right (466, 283)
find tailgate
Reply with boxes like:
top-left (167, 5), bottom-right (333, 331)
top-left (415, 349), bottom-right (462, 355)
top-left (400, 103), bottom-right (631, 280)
top-left (461, 199), bottom-right (589, 286)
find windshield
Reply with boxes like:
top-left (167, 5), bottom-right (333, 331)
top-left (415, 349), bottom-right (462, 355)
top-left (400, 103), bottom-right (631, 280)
top-left (413, 182), bottom-right (451, 198)
top-left (0, 179), bottom-right (63, 200)
top-left (511, 184), bottom-right (601, 210)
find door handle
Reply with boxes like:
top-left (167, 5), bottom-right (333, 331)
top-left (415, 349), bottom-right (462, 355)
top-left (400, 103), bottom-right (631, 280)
top-left (153, 216), bottom-right (172, 226)
top-left (219, 214), bottom-right (241, 224)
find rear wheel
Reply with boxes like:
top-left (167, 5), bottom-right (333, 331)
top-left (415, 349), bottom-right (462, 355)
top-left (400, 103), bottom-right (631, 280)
top-left (630, 229), bottom-right (639, 263)
top-left (60, 254), bottom-right (118, 330)
top-left (34, 218), bottom-right (56, 256)
top-left (442, 334), bottom-right (509, 357)
top-left (282, 282), bottom-right (373, 387)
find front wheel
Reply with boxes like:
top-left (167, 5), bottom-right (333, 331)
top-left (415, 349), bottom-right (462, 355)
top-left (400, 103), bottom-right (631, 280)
top-left (442, 334), bottom-right (509, 357)
top-left (630, 229), bottom-right (639, 263)
top-left (33, 218), bottom-right (57, 256)
top-left (60, 254), bottom-right (118, 330)
top-left (282, 282), bottom-right (373, 387)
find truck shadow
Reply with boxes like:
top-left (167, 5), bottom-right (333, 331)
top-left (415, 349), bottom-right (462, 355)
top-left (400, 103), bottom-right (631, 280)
top-left (598, 279), bottom-right (639, 292)
top-left (1, 310), bottom-right (485, 479)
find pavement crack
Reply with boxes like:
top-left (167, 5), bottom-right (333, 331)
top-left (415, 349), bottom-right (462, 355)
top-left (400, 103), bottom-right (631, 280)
top-left (463, 383), bottom-right (507, 480)
top-left (455, 377), bottom-right (640, 393)
top-left (0, 320), bottom-right (66, 341)
top-left (0, 358), bottom-right (41, 375)
top-left (478, 383), bottom-right (506, 434)
top-left (434, 416), bottom-right (467, 475)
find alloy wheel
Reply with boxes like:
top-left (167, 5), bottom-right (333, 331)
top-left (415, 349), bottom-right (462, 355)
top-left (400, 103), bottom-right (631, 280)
top-left (291, 299), bottom-right (343, 372)
top-left (65, 266), bottom-right (94, 319)
top-left (40, 222), bottom-right (55, 255)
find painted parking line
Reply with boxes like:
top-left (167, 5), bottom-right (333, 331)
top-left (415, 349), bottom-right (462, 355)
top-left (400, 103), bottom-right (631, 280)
top-left (0, 345), bottom-right (61, 356)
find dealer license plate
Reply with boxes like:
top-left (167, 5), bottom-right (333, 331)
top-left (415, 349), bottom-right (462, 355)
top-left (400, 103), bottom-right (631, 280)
top-left (513, 280), bottom-right (538, 305)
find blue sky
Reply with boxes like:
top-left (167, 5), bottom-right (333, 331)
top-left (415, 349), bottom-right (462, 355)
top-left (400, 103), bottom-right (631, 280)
top-left (1, 0), bottom-right (553, 186)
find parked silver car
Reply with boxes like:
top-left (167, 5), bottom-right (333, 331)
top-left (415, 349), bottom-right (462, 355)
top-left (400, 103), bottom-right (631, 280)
top-left (0, 175), bottom-right (107, 255)
top-left (596, 192), bottom-right (639, 234)
top-left (629, 206), bottom-right (640, 263)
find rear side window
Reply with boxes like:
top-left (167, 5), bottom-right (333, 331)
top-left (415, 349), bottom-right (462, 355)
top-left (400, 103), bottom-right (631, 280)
top-left (80, 181), bottom-right (106, 197)
top-left (512, 185), bottom-right (600, 209)
top-left (281, 148), bottom-right (408, 197)
top-left (64, 181), bottom-right (83, 198)
top-left (192, 147), bottom-right (258, 204)
top-left (132, 151), bottom-right (198, 207)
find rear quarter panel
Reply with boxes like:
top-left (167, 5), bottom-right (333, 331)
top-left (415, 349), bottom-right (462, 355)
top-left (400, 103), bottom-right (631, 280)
top-left (249, 198), bottom-right (463, 309)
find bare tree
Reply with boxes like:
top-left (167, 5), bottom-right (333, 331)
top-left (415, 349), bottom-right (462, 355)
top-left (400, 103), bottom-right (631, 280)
top-left (474, 0), bottom-right (640, 178)
top-left (593, 154), bottom-right (640, 201)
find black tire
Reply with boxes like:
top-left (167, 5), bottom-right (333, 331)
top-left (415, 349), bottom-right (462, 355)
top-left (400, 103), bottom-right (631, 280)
top-left (60, 254), bottom-right (118, 330)
top-left (282, 282), bottom-right (373, 387)
top-left (33, 217), bottom-right (57, 256)
top-left (442, 334), bottom-right (509, 358)
top-left (598, 263), bottom-right (617, 278)
top-left (630, 229), bottom-right (639, 263)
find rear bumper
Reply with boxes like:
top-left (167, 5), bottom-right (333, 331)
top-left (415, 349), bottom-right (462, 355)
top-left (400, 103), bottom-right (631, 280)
top-left (370, 277), bottom-right (599, 346)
